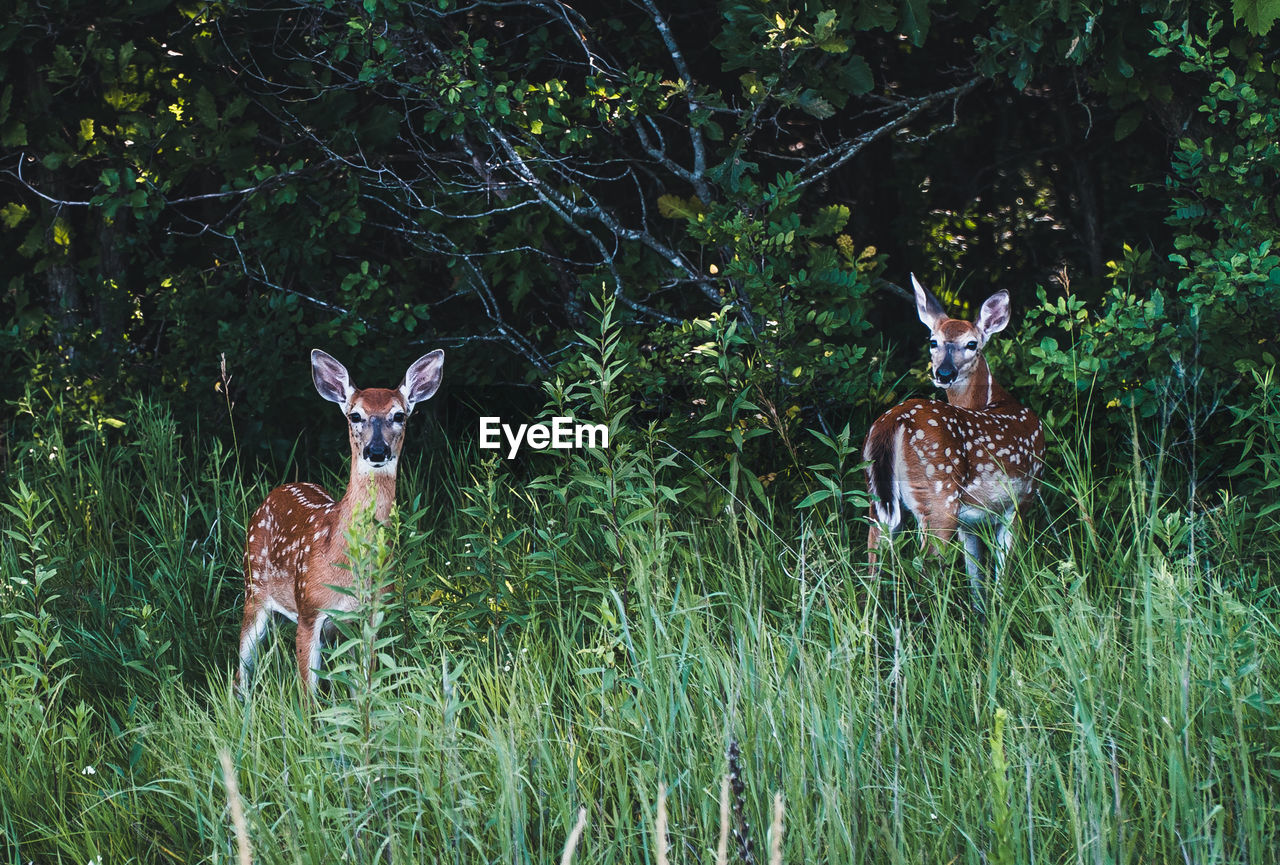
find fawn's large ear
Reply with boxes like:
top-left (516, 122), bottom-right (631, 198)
top-left (311, 349), bottom-right (356, 405)
top-left (399, 349), bottom-right (445, 410)
top-left (976, 290), bottom-right (1011, 340)
top-left (912, 274), bottom-right (947, 331)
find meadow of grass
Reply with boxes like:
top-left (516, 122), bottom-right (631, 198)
top-left (2, 376), bottom-right (1278, 864)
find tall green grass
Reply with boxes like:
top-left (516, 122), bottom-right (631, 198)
top-left (3, 396), bottom-right (1277, 864)
top-left (3, 356), bottom-right (1278, 862)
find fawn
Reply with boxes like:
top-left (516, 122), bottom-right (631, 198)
top-left (236, 348), bottom-right (444, 694)
top-left (863, 276), bottom-right (1044, 610)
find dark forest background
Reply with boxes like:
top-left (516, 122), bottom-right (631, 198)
top-left (2, 0), bottom-right (1279, 503)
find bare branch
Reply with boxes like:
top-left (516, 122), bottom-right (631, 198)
top-left (7, 152), bottom-right (333, 209)
top-left (795, 77), bottom-right (982, 190)
top-left (10, 154), bottom-right (90, 206)
top-left (638, 0), bottom-right (710, 199)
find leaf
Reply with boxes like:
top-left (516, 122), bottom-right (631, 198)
top-left (814, 204), bottom-right (851, 235)
top-left (194, 87), bottom-right (219, 130)
top-left (814, 9), bottom-right (838, 40)
top-left (796, 489), bottom-right (833, 508)
top-left (1174, 202), bottom-right (1207, 221)
top-left (1114, 107), bottom-right (1143, 141)
top-left (739, 72), bottom-right (765, 99)
top-left (52, 219), bottom-right (72, 248)
top-left (1232, 0), bottom-right (1280, 35)
top-left (0, 202), bottom-right (29, 229)
top-left (657, 194), bottom-right (706, 220)
top-left (842, 55), bottom-right (873, 94)
top-left (797, 90), bottom-right (836, 119)
top-left (1, 120), bottom-right (27, 147)
top-left (900, 0), bottom-right (931, 46)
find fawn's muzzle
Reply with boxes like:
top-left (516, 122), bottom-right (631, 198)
top-left (934, 344), bottom-right (960, 385)
top-left (363, 418), bottom-right (393, 463)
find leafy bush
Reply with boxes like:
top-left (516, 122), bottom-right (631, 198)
top-left (1018, 14), bottom-right (1280, 564)
top-left (2, 383), bottom-right (1279, 862)
top-left (1029, 15), bottom-right (1279, 427)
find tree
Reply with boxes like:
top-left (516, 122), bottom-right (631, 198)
top-left (3, 0), bottom-right (1270, 485)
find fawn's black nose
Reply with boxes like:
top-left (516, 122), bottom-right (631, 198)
top-left (935, 365), bottom-right (957, 385)
top-left (363, 418), bottom-right (393, 463)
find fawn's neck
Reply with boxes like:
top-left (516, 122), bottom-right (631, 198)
top-left (339, 462), bottom-right (398, 524)
top-left (946, 355), bottom-right (1015, 411)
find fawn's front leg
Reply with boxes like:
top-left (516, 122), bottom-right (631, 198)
top-left (295, 610), bottom-right (326, 694)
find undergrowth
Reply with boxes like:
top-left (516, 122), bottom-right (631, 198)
top-left (2, 315), bottom-right (1278, 863)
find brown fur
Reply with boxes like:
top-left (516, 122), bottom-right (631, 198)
top-left (863, 278), bottom-right (1043, 607)
top-left (236, 349), bottom-right (443, 695)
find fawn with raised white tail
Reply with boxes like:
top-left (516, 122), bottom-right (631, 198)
top-left (863, 276), bottom-right (1044, 610)
top-left (236, 348), bottom-right (444, 694)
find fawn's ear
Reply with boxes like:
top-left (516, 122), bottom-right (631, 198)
top-left (912, 274), bottom-right (947, 331)
top-left (311, 349), bottom-right (356, 405)
top-left (399, 349), bottom-right (445, 410)
top-left (976, 290), bottom-right (1011, 340)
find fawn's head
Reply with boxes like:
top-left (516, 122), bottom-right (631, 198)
top-left (912, 275), bottom-right (1010, 390)
top-left (311, 349), bottom-right (445, 472)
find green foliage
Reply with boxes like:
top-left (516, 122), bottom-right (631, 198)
top-left (1024, 12), bottom-right (1280, 506)
top-left (1, 392), bottom-right (1279, 862)
top-left (795, 423), bottom-right (872, 549)
top-left (986, 706), bottom-right (1016, 865)
top-left (2, 478), bottom-right (74, 702)
top-left (666, 177), bottom-right (884, 402)
top-left (1157, 15), bottom-right (1280, 370)
top-left (4, 391), bottom-right (243, 698)
top-left (1227, 365), bottom-right (1280, 524)
top-left (1232, 0), bottom-right (1280, 35)
top-left (313, 501), bottom-right (428, 859)
top-left (445, 454), bottom-right (540, 639)
top-left (541, 293), bottom-right (686, 561)
top-left (0, 0), bottom-right (1245, 490)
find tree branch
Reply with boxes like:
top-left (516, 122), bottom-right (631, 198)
top-left (795, 77), bottom-right (983, 190)
top-left (639, 0), bottom-right (710, 200)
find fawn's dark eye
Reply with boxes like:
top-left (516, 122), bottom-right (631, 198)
top-left (929, 340), bottom-right (938, 349)
top-left (966, 341), bottom-right (978, 350)
top-left (348, 412), bottom-right (363, 424)
top-left (392, 411), bottom-right (406, 424)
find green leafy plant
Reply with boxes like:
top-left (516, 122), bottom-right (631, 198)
top-left (795, 423), bottom-right (871, 549)
top-left (2, 477), bottom-right (73, 702)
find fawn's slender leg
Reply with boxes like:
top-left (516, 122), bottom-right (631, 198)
top-left (957, 525), bottom-right (986, 612)
top-left (992, 506), bottom-right (1022, 585)
top-left (237, 599), bottom-right (271, 691)
top-left (867, 508), bottom-right (882, 573)
top-left (296, 612), bottom-right (325, 693)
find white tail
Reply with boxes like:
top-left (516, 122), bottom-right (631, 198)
top-left (863, 275), bottom-right (1044, 609)
top-left (236, 348), bottom-right (444, 694)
